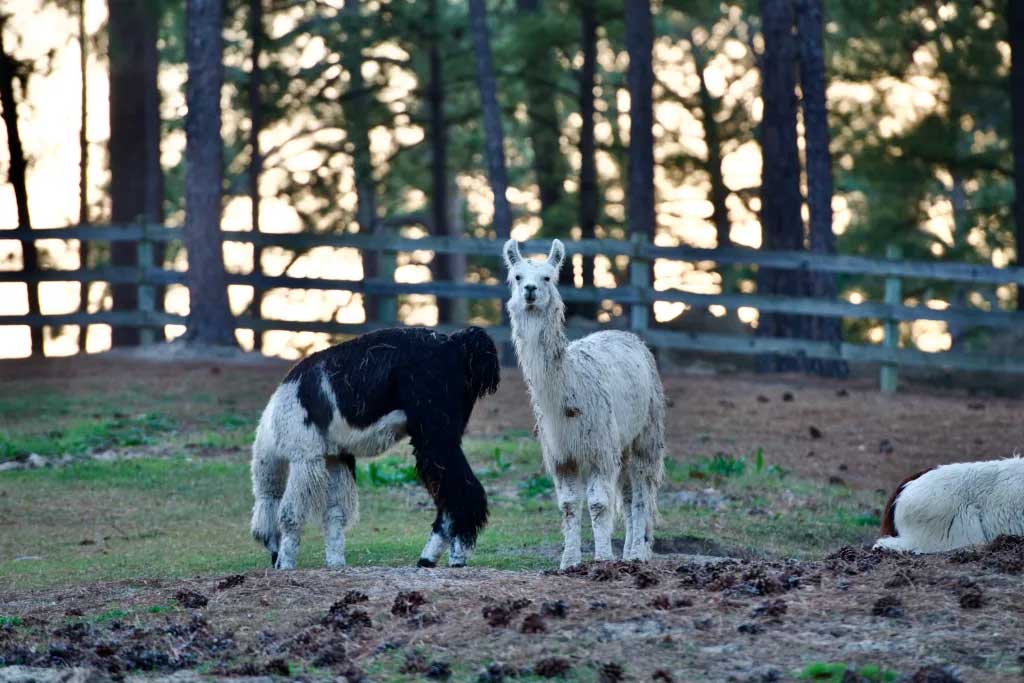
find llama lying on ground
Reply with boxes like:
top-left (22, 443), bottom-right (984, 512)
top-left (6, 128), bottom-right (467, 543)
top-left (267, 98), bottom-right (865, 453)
top-left (503, 238), bottom-right (666, 569)
top-left (874, 457), bottom-right (1024, 553)
top-left (251, 326), bottom-right (500, 569)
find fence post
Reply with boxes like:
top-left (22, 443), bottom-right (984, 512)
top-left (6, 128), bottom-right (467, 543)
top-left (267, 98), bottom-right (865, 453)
top-left (630, 233), bottom-right (650, 334)
top-left (879, 243), bottom-right (903, 393)
top-left (137, 223), bottom-right (155, 345)
top-left (376, 227), bottom-right (398, 324)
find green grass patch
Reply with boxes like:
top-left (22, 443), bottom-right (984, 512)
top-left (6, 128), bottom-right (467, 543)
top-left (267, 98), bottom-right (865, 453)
top-left (0, 412), bottom-right (176, 461)
top-left (0, 616), bottom-right (24, 628)
top-left (799, 662), bottom-right (898, 682)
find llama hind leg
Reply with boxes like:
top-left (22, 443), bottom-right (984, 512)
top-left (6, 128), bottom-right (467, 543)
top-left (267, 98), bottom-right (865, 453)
top-left (619, 466), bottom-right (635, 560)
top-left (276, 457), bottom-right (329, 570)
top-left (553, 462), bottom-right (583, 569)
top-left (624, 462), bottom-right (656, 561)
top-left (251, 438), bottom-right (289, 566)
top-left (587, 467), bottom-right (617, 562)
top-left (418, 511), bottom-right (451, 568)
top-left (323, 453), bottom-right (357, 569)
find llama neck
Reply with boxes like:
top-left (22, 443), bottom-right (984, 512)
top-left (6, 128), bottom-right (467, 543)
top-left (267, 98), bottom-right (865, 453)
top-left (511, 300), bottom-right (569, 403)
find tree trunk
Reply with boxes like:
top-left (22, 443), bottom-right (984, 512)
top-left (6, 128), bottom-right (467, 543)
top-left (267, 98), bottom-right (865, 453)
top-left (249, 0), bottom-right (264, 350)
top-left (428, 0), bottom-right (455, 324)
top-left (182, 0), bottom-right (235, 347)
top-left (468, 0), bottom-right (512, 239)
top-left (340, 0), bottom-right (381, 321)
top-left (108, 0), bottom-right (163, 347)
top-left (518, 0), bottom-right (574, 301)
top-left (577, 0), bottom-right (599, 319)
top-left (1011, 0), bottom-right (1024, 310)
top-left (77, 0), bottom-right (92, 352)
top-left (756, 0), bottom-right (805, 372)
top-left (691, 41), bottom-right (730, 251)
top-left (795, 0), bottom-right (847, 377)
top-left (624, 0), bottom-right (655, 322)
top-left (0, 17), bottom-right (42, 356)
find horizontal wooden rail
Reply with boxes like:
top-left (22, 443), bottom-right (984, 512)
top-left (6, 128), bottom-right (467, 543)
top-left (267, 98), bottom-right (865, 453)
top-left (7, 266), bottom-right (1024, 330)
top-left (5, 223), bottom-right (1024, 284)
top-left (4, 310), bottom-right (1024, 373)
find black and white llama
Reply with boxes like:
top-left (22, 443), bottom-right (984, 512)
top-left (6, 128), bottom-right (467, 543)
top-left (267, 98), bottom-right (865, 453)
top-left (503, 239), bottom-right (667, 568)
top-left (250, 326), bottom-right (500, 569)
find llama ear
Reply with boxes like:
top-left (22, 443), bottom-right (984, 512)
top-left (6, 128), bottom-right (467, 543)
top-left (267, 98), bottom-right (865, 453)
top-left (547, 239), bottom-right (566, 271)
top-left (503, 239), bottom-right (522, 269)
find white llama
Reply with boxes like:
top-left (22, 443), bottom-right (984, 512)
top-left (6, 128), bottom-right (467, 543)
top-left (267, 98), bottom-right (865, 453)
top-left (503, 238), bottom-right (667, 568)
top-left (874, 457), bottom-right (1024, 553)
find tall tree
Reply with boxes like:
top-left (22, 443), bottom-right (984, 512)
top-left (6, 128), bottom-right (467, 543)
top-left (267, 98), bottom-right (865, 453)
top-left (688, 35), bottom-right (730, 251)
top-left (517, 0), bottom-right (574, 296)
top-left (468, 0), bottom-right (512, 239)
top-left (248, 0), bottom-right (265, 350)
top-left (624, 0), bottom-right (655, 321)
top-left (340, 0), bottom-right (382, 321)
top-left (0, 14), bottom-right (42, 356)
top-left (76, 0), bottom-right (92, 352)
top-left (108, 0), bottom-right (163, 346)
top-left (756, 0), bottom-right (805, 372)
top-left (577, 0), bottom-right (599, 318)
top-left (182, 0), bottom-right (235, 346)
top-left (428, 0), bottom-right (456, 324)
top-left (796, 0), bottom-right (847, 377)
top-left (1012, 0), bottom-right (1024, 310)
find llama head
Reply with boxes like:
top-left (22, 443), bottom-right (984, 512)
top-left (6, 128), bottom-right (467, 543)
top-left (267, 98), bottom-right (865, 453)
top-left (502, 239), bottom-right (565, 316)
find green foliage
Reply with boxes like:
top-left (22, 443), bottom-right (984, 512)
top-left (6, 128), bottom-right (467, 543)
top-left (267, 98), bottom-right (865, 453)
top-left (93, 609), bottom-right (129, 623)
top-left (798, 662), bottom-right (897, 682)
top-left (518, 473), bottom-right (554, 499)
top-left (357, 456), bottom-right (419, 488)
top-left (0, 616), bottom-right (24, 628)
top-left (687, 448), bottom-right (788, 481)
top-left (147, 604), bottom-right (176, 614)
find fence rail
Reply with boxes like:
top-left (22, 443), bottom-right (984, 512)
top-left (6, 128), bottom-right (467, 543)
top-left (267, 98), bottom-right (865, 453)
top-left (4, 224), bottom-right (1024, 388)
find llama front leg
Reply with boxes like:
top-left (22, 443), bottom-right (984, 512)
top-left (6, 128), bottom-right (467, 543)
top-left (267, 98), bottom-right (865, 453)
top-left (553, 462), bottom-right (583, 569)
top-left (323, 454), bottom-right (357, 569)
top-left (587, 469), bottom-right (616, 562)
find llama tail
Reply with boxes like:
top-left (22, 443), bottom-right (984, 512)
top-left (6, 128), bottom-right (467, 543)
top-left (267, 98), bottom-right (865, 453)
top-left (416, 444), bottom-right (489, 547)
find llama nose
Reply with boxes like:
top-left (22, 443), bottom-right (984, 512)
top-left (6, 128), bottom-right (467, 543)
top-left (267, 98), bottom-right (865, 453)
top-left (524, 285), bottom-right (537, 300)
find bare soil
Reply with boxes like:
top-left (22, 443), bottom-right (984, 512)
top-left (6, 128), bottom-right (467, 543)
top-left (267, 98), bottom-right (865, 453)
top-left (2, 541), bottom-right (1023, 681)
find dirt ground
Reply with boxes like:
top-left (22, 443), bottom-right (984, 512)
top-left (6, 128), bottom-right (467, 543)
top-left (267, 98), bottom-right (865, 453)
top-left (2, 542), bottom-right (1023, 681)
top-left (3, 355), bottom-right (1024, 681)
top-left (3, 354), bottom-right (1023, 493)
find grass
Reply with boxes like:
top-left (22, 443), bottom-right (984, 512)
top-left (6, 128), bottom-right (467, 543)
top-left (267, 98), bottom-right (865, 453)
top-left (0, 429), bottom-right (884, 590)
top-left (799, 662), bottom-right (899, 682)
top-left (0, 412), bottom-right (177, 461)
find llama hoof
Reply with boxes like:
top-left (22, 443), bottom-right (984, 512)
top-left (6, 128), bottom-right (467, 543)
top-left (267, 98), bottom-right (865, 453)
top-left (448, 561), bottom-right (466, 568)
top-left (559, 553), bottom-right (582, 570)
top-left (417, 558), bottom-right (437, 568)
top-left (326, 559), bottom-right (346, 569)
top-left (270, 552), bottom-right (278, 567)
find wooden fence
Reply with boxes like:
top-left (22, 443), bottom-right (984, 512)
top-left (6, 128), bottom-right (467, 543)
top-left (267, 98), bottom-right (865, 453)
top-left (5, 223), bottom-right (1024, 390)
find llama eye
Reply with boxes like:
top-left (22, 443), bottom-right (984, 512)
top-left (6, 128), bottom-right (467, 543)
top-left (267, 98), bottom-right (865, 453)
top-left (543, 276), bottom-right (550, 282)
top-left (515, 275), bottom-right (521, 281)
